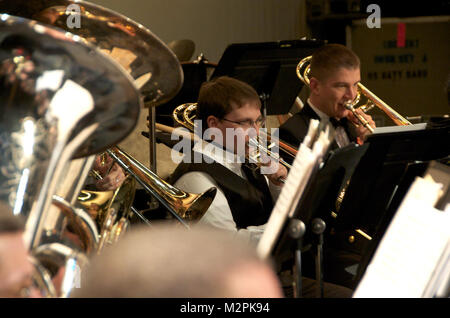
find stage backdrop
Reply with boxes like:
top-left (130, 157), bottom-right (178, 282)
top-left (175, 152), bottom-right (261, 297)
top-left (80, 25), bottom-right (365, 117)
top-left (91, 0), bottom-right (309, 63)
top-left (348, 16), bottom-right (450, 126)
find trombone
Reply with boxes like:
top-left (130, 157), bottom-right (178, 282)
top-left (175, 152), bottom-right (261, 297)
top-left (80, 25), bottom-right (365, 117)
top-left (296, 56), bottom-right (412, 132)
top-left (170, 103), bottom-right (296, 178)
top-left (106, 146), bottom-right (217, 227)
top-left (296, 55), bottom-right (412, 241)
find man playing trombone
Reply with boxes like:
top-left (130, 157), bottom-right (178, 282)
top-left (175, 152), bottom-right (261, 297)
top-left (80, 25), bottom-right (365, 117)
top-left (169, 76), bottom-right (287, 244)
top-left (279, 44), bottom-right (377, 290)
top-left (168, 76), bottom-right (352, 297)
top-left (279, 44), bottom-right (376, 150)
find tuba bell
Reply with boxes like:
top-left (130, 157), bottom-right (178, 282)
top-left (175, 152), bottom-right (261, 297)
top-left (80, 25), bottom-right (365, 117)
top-left (0, 1), bottom-right (215, 297)
top-left (0, 0), bottom-right (184, 107)
top-left (0, 15), bottom-right (141, 297)
top-left (0, 15), bottom-right (142, 248)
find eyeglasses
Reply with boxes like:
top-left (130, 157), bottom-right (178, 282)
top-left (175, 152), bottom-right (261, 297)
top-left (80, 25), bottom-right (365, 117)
top-left (221, 116), bottom-right (265, 128)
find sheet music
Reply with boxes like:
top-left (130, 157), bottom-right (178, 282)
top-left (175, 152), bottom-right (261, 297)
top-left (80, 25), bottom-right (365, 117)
top-left (257, 120), bottom-right (332, 259)
top-left (353, 176), bottom-right (450, 298)
top-left (372, 123), bottom-right (427, 135)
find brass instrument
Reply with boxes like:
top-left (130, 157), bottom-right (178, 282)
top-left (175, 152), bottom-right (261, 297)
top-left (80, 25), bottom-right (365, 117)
top-left (259, 130), bottom-right (298, 157)
top-left (33, 241), bottom-right (89, 297)
top-left (0, 15), bottom-right (141, 249)
top-left (296, 56), bottom-right (412, 131)
top-left (0, 14), bottom-right (141, 297)
top-left (171, 103), bottom-right (294, 174)
top-left (0, 0), bottom-right (183, 107)
top-left (107, 146), bottom-right (217, 224)
top-left (297, 55), bottom-right (399, 243)
top-left (78, 174), bottom-right (136, 252)
top-left (0, 1), bottom-right (211, 297)
top-left (173, 103), bottom-right (197, 131)
top-left (52, 196), bottom-right (99, 254)
top-left (29, 256), bottom-right (57, 298)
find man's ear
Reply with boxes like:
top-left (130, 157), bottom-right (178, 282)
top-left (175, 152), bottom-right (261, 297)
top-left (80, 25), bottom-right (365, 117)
top-left (309, 77), bottom-right (320, 95)
top-left (206, 115), bottom-right (219, 128)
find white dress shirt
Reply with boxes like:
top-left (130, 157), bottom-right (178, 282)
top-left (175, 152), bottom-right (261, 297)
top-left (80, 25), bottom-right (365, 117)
top-left (308, 98), bottom-right (350, 148)
top-left (174, 141), bottom-right (282, 245)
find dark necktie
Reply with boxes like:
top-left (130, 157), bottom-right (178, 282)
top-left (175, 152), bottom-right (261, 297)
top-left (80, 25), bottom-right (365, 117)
top-left (329, 118), bottom-right (350, 148)
top-left (241, 163), bottom-right (274, 209)
top-left (329, 117), bottom-right (342, 128)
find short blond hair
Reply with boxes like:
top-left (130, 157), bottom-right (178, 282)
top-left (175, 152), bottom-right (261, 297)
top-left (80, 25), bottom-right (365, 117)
top-left (310, 44), bottom-right (360, 81)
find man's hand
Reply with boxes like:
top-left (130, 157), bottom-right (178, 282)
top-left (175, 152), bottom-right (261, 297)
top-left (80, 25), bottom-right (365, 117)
top-left (95, 162), bottom-right (126, 191)
top-left (347, 108), bottom-right (376, 142)
top-left (263, 157), bottom-right (288, 187)
top-left (93, 154), bottom-right (126, 191)
top-left (93, 154), bottom-right (113, 177)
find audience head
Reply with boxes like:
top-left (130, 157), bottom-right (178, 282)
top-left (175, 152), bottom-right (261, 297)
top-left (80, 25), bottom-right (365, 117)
top-left (73, 224), bottom-right (283, 298)
top-left (0, 201), bottom-right (40, 297)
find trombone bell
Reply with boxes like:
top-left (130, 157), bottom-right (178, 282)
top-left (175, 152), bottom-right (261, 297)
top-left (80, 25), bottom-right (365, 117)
top-left (107, 146), bottom-right (217, 222)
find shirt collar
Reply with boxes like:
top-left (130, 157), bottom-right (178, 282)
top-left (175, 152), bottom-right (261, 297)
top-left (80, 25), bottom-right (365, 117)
top-left (192, 140), bottom-right (244, 173)
top-left (307, 98), bottom-right (330, 121)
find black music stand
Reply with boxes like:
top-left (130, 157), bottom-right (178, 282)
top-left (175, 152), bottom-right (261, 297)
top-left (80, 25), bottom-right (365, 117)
top-left (211, 39), bottom-right (324, 115)
top-left (153, 40), bottom-right (324, 152)
top-left (269, 142), bottom-right (369, 297)
top-left (333, 123), bottom-right (450, 285)
top-left (156, 60), bottom-right (209, 126)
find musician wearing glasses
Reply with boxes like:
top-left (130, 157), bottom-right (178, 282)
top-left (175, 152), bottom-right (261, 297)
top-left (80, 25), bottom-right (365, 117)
top-left (168, 76), bottom-right (353, 297)
top-left (279, 44), bottom-right (376, 150)
top-left (169, 76), bottom-right (287, 244)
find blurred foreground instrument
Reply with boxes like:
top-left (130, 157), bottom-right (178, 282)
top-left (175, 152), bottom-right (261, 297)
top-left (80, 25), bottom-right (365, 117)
top-left (0, 0), bottom-right (183, 106)
top-left (0, 15), bottom-right (141, 297)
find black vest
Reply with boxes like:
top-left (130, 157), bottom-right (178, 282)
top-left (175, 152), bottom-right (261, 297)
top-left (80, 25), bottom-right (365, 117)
top-left (168, 160), bottom-right (274, 229)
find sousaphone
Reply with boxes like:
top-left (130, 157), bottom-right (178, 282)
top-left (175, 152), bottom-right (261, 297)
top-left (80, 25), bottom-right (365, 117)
top-left (0, 15), bottom-right (141, 296)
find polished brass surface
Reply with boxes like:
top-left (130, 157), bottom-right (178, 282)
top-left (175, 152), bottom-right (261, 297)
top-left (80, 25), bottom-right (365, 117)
top-left (248, 138), bottom-right (292, 172)
top-left (108, 146), bottom-right (217, 222)
top-left (344, 102), bottom-right (375, 133)
top-left (29, 255), bottom-right (57, 298)
top-left (296, 56), bottom-right (312, 86)
top-left (33, 242), bottom-right (89, 297)
top-left (183, 103), bottom-right (198, 130)
top-left (0, 0), bottom-right (183, 106)
top-left (52, 196), bottom-right (99, 254)
top-left (0, 4), bottom-right (183, 298)
top-left (356, 229), bottom-right (372, 241)
top-left (79, 174), bottom-right (136, 252)
top-left (296, 55), bottom-right (412, 128)
top-left (0, 16), bottom-right (141, 252)
top-left (348, 82), bottom-right (412, 126)
top-left (171, 103), bottom-right (292, 175)
top-left (173, 102), bottom-right (197, 131)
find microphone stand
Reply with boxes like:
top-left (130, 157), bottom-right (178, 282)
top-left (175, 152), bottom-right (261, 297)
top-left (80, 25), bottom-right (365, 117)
top-left (311, 218), bottom-right (326, 298)
top-left (287, 218), bottom-right (306, 298)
